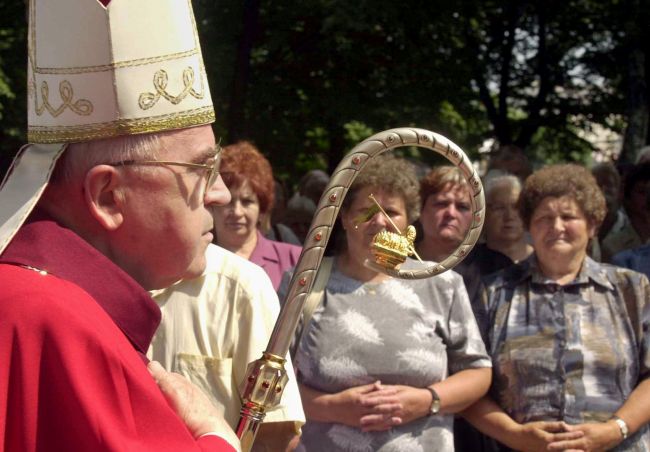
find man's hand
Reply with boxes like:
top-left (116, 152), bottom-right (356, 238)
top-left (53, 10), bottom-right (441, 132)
top-left (147, 361), bottom-right (238, 445)
top-left (548, 421), bottom-right (623, 452)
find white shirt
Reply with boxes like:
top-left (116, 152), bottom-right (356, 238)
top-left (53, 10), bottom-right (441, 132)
top-left (148, 244), bottom-right (305, 434)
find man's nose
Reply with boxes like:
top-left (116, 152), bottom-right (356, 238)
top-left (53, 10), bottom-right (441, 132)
top-left (204, 174), bottom-right (231, 207)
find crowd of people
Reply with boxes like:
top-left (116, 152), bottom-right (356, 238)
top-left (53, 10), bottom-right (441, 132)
top-left (266, 149), bottom-right (650, 451)
top-left (188, 134), bottom-right (650, 451)
top-left (1, 1), bottom-right (650, 452)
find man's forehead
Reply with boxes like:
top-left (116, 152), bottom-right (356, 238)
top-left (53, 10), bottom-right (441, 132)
top-left (194, 147), bottom-right (219, 161)
top-left (158, 125), bottom-right (216, 159)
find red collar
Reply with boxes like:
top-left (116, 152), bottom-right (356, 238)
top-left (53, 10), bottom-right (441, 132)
top-left (0, 209), bottom-right (160, 355)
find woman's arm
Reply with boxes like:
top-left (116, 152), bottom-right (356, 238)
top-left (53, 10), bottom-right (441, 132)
top-left (463, 396), bottom-right (584, 452)
top-left (384, 367), bottom-right (491, 426)
top-left (298, 381), bottom-right (403, 430)
top-left (462, 395), bottom-right (528, 447)
top-left (549, 378), bottom-right (650, 451)
top-left (434, 367), bottom-right (491, 414)
top-left (616, 377), bottom-right (650, 436)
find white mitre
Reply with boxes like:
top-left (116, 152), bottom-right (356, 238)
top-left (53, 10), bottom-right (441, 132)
top-left (0, 0), bottom-right (215, 254)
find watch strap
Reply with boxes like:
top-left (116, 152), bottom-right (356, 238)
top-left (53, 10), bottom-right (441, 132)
top-left (612, 415), bottom-right (629, 440)
top-left (425, 386), bottom-right (440, 415)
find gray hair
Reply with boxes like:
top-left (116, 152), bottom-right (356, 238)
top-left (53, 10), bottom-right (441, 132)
top-left (484, 172), bottom-right (522, 201)
top-left (51, 133), bottom-right (162, 185)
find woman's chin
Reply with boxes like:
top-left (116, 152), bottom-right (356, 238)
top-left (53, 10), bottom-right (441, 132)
top-left (223, 226), bottom-right (252, 237)
top-left (539, 244), bottom-right (583, 261)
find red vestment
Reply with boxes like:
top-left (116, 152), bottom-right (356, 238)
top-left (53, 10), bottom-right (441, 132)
top-left (0, 213), bottom-right (234, 451)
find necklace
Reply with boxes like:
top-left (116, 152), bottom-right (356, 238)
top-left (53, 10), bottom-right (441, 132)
top-left (19, 264), bottom-right (48, 276)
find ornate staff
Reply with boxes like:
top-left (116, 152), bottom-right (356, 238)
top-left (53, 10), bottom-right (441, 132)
top-left (235, 127), bottom-right (485, 451)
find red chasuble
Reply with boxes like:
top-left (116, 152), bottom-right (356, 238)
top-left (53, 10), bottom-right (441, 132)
top-left (0, 213), bottom-right (233, 451)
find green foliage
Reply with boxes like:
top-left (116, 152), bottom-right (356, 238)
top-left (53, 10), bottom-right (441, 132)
top-left (0, 1), bottom-right (27, 173)
top-left (529, 126), bottom-right (595, 166)
top-left (343, 121), bottom-right (374, 149)
top-left (0, 0), bottom-right (645, 181)
top-left (459, 0), bottom-right (629, 154)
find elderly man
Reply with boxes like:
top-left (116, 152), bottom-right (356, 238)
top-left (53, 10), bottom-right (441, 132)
top-left (0, 0), bottom-right (238, 450)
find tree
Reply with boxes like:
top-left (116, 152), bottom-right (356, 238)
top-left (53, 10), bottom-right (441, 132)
top-left (204, 0), bottom-right (488, 183)
top-left (2, 0), bottom-right (646, 181)
top-left (459, 0), bottom-right (631, 164)
top-left (618, 0), bottom-right (649, 163)
top-left (0, 0), bottom-right (28, 176)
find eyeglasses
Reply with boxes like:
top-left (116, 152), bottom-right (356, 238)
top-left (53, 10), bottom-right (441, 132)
top-left (108, 147), bottom-right (222, 192)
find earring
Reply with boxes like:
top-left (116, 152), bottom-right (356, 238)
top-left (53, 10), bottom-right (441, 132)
top-left (354, 224), bottom-right (359, 230)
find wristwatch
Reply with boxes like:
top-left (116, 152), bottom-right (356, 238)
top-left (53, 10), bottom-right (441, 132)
top-left (425, 387), bottom-right (441, 415)
top-left (612, 415), bottom-right (629, 440)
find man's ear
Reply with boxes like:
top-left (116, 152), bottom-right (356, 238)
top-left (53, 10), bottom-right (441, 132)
top-left (83, 165), bottom-right (125, 231)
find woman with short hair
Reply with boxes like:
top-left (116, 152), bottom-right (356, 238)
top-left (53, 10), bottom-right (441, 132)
top-left (284, 154), bottom-right (492, 451)
top-left (211, 141), bottom-right (301, 290)
top-left (464, 164), bottom-right (650, 451)
top-left (417, 165), bottom-right (474, 263)
top-left (454, 172), bottom-right (533, 309)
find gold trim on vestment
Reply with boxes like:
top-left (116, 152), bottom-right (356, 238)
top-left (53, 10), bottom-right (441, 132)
top-left (27, 107), bottom-right (215, 143)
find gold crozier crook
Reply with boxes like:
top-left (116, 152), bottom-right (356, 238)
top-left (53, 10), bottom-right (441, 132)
top-left (235, 127), bottom-right (486, 451)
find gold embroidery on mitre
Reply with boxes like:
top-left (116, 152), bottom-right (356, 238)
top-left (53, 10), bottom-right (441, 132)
top-left (34, 80), bottom-right (93, 117)
top-left (33, 49), bottom-right (200, 75)
top-left (138, 67), bottom-right (205, 110)
top-left (28, 106), bottom-right (215, 143)
top-left (27, 80), bottom-right (35, 100)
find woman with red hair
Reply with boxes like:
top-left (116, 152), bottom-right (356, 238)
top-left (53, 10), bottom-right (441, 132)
top-left (212, 141), bottom-right (301, 290)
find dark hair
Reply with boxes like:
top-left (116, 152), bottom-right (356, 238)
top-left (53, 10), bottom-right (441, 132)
top-left (623, 162), bottom-right (650, 199)
top-left (299, 169), bottom-right (330, 205)
top-left (518, 164), bottom-right (606, 229)
top-left (591, 161), bottom-right (621, 188)
top-left (220, 141), bottom-right (275, 214)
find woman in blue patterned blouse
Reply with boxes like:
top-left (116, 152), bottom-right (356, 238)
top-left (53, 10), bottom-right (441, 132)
top-left (464, 164), bottom-right (650, 451)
